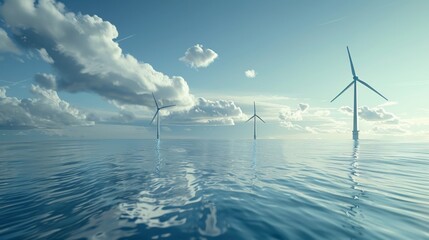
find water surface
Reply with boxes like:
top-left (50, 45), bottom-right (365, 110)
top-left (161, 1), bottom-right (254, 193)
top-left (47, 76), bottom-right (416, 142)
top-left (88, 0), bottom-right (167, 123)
top-left (0, 139), bottom-right (428, 239)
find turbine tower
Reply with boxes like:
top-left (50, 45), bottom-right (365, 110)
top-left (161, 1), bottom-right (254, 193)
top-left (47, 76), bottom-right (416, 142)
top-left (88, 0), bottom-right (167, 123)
top-left (331, 47), bottom-right (388, 140)
top-left (246, 102), bottom-right (265, 139)
top-left (150, 93), bottom-right (175, 140)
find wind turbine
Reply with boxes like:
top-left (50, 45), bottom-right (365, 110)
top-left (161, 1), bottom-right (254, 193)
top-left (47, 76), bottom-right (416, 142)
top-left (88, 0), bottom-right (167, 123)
top-left (246, 102), bottom-right (265, 139)
top-left (331, 47), bottom-right (388, 140)
top-left (150, 93), bottom-right (175, 140)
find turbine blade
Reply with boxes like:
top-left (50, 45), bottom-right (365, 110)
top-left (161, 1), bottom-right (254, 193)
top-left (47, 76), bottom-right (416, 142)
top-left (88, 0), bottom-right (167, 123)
top-left (347, 46), bottom-right (356, 77)
top-left (150, 110), bottom-right (159, 124)
top-left (152, 92), bottom-right (159, 109)
top-left (330, 81), bottom-right (354, 102)
top-left (256, 115), bottom-right (265, 123)
top-left (159, 104), bottom-right (176, 109)
top-left (357, 79), bottom-right (388, 101)
top-left (246, 115), bottom-right (255, 123)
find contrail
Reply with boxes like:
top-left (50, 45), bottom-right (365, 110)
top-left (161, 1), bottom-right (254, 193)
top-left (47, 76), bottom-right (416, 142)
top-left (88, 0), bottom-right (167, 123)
top-left (318, 17), bottom-right (345, 26)
top-left (116, 34), bottom-right (136, 43)
top-left (0, 77), bottom-right (31, 87)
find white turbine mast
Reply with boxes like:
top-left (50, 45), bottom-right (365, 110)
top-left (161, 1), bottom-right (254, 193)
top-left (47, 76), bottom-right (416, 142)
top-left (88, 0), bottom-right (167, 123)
top-left (331, 47), bottom-right (388, 140)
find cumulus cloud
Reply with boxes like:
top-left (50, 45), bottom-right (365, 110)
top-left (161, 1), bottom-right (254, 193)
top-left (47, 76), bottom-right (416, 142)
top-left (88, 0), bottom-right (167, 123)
top-left (167, 97), bottom-right (246, 125)
top-left (0, 27), bottom-right (20, 54)
top-left (358, 106), bottom-right (397, 122)
top-left (37, 48), bottom-right (54, 63)
top-left (337, 105), bottom-right (409, 135)
top-left (0, 0), bottom-right (194, 109)
top-left (0, 85), bottom-right (92, 129)
top-left (339, 106), bottom-right (353, 115)
top-left (279, 103), bottom-right (309, 128)
top-left (245, 69), bottom-right (256, 78)
top-left (0, 0), bottom-right (246, 127)
top-left (179, 44), bottom-right (218, 68)
top-left (0, 87), bottom-right (6, 98)
top-left (35, 73), bottom-right (57, 90)
top-left (339, 106), bottom-right (398, 122)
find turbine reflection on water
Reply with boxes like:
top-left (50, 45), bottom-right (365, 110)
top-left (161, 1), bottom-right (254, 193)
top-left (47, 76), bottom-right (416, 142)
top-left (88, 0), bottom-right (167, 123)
top-left (155, 139), bottom-right (161, 175)
top-left (344, 140), bottom-right (365, 237)
top-left (251, 140), bottom-right (257, 186)
top-left (347, 140), bottom-right (362, 217)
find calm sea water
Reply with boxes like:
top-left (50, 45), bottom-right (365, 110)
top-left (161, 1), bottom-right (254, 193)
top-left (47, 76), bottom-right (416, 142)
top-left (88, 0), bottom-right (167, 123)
top-left (0, 139), bottom-right (428, 239)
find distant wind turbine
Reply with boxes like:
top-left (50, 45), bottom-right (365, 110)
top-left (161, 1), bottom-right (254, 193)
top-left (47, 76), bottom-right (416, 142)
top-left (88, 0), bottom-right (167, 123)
top-left (150, 93), bottom-right (175, 140)
top-left (246, 102), bottom-right (265, 139)
top-left (331, 47), bottom-right (388, 140)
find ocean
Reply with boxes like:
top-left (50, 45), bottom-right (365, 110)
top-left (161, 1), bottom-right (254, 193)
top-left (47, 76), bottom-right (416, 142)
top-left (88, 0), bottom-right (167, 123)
top-left (0, 139), bottom-right (428, 239)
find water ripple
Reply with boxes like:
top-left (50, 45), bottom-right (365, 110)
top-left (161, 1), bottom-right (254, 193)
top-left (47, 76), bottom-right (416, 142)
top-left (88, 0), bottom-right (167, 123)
top-left (0, 139), bottom-right (428, 239)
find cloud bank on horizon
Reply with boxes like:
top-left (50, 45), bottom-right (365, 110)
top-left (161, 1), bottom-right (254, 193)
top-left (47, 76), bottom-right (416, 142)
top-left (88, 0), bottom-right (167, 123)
top-left (0, 0), bottom-right (245, 128)
top-left (338, 105), bottom-right (408, 134)
top-left (0, 86), bottom-right (92, 130)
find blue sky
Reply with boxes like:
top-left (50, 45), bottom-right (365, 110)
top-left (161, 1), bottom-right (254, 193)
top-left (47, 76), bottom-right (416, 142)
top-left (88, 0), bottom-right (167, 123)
top-left (0, 0), bottom-right (428, 140)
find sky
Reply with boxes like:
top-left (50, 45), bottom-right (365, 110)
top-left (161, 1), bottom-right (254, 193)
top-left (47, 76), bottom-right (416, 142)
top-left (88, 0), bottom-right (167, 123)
top-left (0, 0), bottom-right (428, 140)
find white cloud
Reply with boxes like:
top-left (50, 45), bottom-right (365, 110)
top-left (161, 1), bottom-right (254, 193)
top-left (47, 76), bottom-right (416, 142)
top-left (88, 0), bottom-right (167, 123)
top-left (34, 73), bottom-right (57, 90)
top-left (359, 106), bottom-right (397, 122)
top-left (339, 106), bottom-right (353, 115)
top-left (167, 97), bottom-right (246, 126)
top-left (0, 27), bottom-right (20, 54)
top-left (0, 85), bottom-right (92, 129)
top-left (179, 44), bottom-right (218, 68)
top-left (279, 103), bottom-right (309, 122)
top-left (279, 103), bottom-right (309, 128)
top-left (0, 0), bottom-right (194, 109)
top-left (313, 110), bottom-right (330, 117)
top-left (277, 104), bottom-right (344, 134)
top-left (337, 105), bottom-right (411, 135)
top-left (377, 101), bottom-right (398, 108)
top-left (304, 126), bottom-right (319, 134)
top-left (37, 48), bottom-right (54, 63)
top-left (371, 125), bottom-right (408, 134)
top-left (339, 106), bottom-right (399, 122)
top-left (0, 0), bottom-right (246, 128)
top-left (85, 109), bottom-right (139, 125)
top-left (245, 69), bottom-right (256, 78)
top-left (0, 87), bottom-right (6, 98)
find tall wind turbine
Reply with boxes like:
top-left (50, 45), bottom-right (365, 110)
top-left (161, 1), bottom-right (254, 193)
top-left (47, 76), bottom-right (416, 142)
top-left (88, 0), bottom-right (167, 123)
top-left (150, 93), bottom-right (175, 140)
top-left (331, 47), bottom-right (388, 140)
top-left (246, 102), bottom-right (265, 139)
